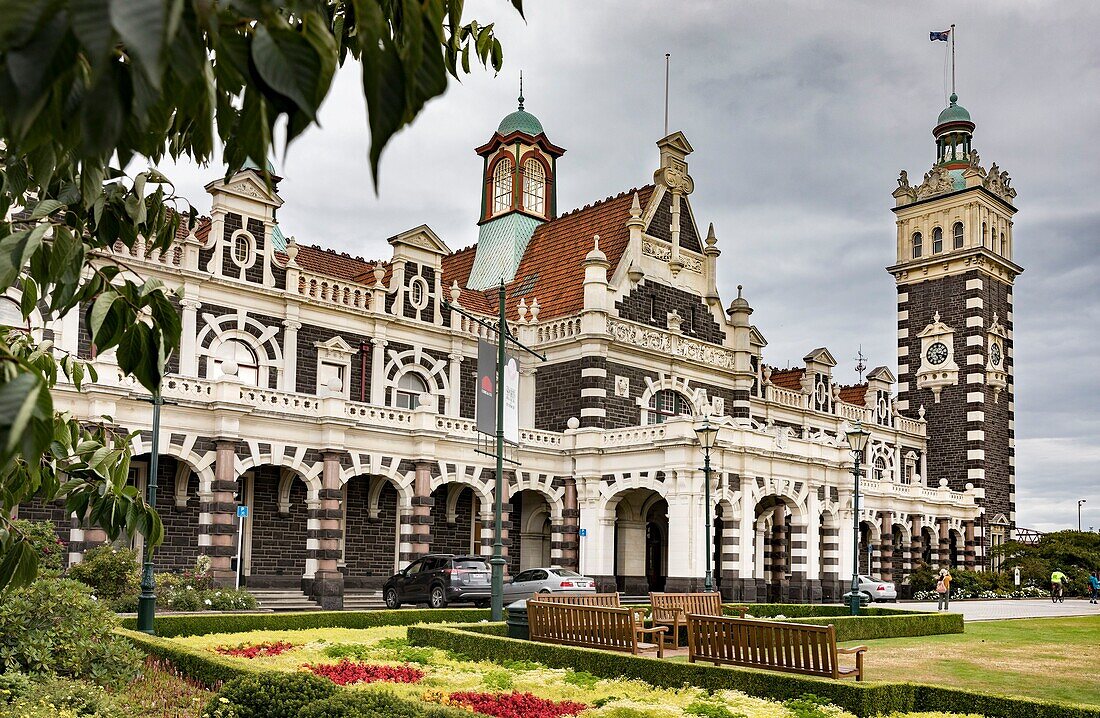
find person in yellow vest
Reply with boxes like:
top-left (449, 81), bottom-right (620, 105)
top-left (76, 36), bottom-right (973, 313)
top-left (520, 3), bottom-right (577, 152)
top-left (935, 568), bottom-right (952, 611)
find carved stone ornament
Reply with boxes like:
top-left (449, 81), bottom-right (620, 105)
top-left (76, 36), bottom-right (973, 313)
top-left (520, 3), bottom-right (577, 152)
top-left (641, 237), bottom-right (702, 273)
top-left (654, 166), bottom-right (695, 195)
top-left (896, 170), bottom-right (910, 189)
top-left (915, 165), bottom-right (955, 199)
top-left (983, 162), bottom-right (1018, 202)
top-left (228, 180), bottom-right (266, 200)
top-left (614, 375), bottom-right (630, 398)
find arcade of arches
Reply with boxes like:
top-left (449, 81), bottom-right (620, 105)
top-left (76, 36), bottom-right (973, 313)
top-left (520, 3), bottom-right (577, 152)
top-left (15, 445), bottom-right (977, 607)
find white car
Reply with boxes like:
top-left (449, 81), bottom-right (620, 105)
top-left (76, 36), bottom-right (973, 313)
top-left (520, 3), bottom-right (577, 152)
top-left (842, 575), bottom-right (898, 603)
top-left (503, 567), bottom-right (597, 601)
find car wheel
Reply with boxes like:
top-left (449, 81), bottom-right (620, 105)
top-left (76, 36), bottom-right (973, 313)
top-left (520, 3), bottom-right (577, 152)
top-left (429, 585), bottom-right (448, 609)
top-left (384, 588), bottom-right (401, 609)
top-left (538, 589), bottom-right (551, 594)
top-left (474, 600), bottom-right (490, 608)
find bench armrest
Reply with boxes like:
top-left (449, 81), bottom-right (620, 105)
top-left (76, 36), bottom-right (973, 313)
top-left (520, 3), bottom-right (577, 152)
top-left (636, 625), bottom-right (668, 635)
top-left (837, 646), bottom-right (867, 654)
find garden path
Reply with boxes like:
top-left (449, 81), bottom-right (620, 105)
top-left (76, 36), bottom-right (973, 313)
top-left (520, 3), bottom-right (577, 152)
top-left (891, 598), bottom-right (1099, 621)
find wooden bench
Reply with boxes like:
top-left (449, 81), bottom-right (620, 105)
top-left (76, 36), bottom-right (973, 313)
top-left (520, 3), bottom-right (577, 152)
top-left (649, 592), bottom-right (743, 648)
top-left (528, 600), bottom-right (667, 658)
top-left (528, 592), bottom-right (621, 607)
top-left (686, 614), bottom-right (867, 680)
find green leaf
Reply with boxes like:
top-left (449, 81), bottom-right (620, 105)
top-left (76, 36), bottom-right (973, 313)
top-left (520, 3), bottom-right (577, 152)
top-left (18, 277), bottom-right (37, 317)
top-left (0, 539), bottom-right (38, 591)
top-left (0, 224), bottom-right (47, 290)
top-left (28, 198), bottom-right (63, 220)
top-left (70, 0), bottom-right (114, 66)
top-left (251, 22), bottom-right (323, 121)
top-left (0, 372), bottom-right (42, 457)
top-left (110, 0), bottom-right (165, 87)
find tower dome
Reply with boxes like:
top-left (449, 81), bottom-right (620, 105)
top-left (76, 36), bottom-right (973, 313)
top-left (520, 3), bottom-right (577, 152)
top-left (932, 93), bottom-right (976, 168)
top-left (935, 93), bottom-right (973, 129)
top-left (496, 89), bottom-right (543, 136)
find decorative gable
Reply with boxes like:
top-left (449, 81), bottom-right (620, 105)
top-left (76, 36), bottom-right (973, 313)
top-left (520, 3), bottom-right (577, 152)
top-left (388, 225), bottom-right (451, 268)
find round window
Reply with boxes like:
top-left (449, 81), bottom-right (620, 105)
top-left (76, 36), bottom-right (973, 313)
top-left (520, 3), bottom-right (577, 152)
top-left (409, 277), bottom-right (428, 310)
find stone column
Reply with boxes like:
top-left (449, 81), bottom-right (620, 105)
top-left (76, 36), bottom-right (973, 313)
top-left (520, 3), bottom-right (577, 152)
top-left (447, 354), bottom-right (463, 417)
top-left (205, 440), bottom-right (239, 587)
top-left (179, 298), bottom-right (201, 377)
top-left (963, 520), bottom-right (977, 570)
top-left (664, 492), bottom-right (699, 593)
top-left (281, 320), bottom-right (301, 392)
top-left (309, 452), bottom-right (345, 609)
top-left (560, 477), bottom-right (580, 571)
top-left (369, 339), bottom-right (387, 405)
top-left (405, 461), bottom-right (433, 562)
top-left (720, 510), bottom-right (740, 601)
top-left (769, 506), bottom-right (787, 601)
top-left (879, 511), bottom-right (893, 582)
top-left (937, 517), bottom-right (950, 569)
top-left (910, 515), bottom-right (924, 571)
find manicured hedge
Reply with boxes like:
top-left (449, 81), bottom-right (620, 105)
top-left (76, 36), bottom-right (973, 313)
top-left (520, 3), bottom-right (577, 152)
top-left (719, 604), bottom-right (963, 641)
top-left (119, 628), bottom-right (255, 686)
top-left (119, 607), bottom-right (490, 638)
top-left (407, 624), bottom-right (1100, 718)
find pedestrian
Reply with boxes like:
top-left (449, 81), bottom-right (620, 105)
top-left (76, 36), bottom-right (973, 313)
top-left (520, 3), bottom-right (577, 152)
top-left (935, 568), bottom-right (951, 611)
top-left (1089, 571), bottom-right (1099, 604)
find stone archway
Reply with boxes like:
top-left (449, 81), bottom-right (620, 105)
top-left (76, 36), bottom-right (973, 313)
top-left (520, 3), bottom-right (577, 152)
top-left (858, 520), bottom-right (879, 576)
top-left (430, 483), bottom-right (481, 557)
top-left (509, 489), bottom-right (554, 573)
top-left (129, 453), bottom-right (203, 573)
top-left (341, 474), bottom-right (402, 589)
top-left (243, 465), bottom-right (310, 588)
top-left (752, 495), bottom-right (807, 602)
top-left (609, 488), bottom-right (668, 594)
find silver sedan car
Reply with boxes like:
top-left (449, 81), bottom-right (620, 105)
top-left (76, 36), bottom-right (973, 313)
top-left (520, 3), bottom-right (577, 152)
top-left (842, 574), bottom-right (898, 603)
top-left (503, 567), bottom-right (597, 600)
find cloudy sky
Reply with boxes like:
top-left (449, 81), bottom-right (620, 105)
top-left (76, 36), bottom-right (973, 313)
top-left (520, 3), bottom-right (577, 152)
top-left (164, 2), bottom-right (1100, 532)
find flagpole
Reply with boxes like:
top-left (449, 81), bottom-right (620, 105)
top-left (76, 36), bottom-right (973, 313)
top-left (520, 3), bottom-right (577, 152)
top-left (950, 24), bottom-right (956, 95)
top-left (664, 53), bottom-right (670, 136)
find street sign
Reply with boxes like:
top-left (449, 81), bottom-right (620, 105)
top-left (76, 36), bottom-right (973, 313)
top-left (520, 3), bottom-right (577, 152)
top-left (236, 505), bottom-right (249, 518)
top-left (1013, 567), bottom-right (1021, 586)
top-left (578, 528), bottom-right (587, 537)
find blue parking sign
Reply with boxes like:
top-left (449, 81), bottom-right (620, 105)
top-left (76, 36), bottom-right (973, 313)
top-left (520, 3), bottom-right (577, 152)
top-left (236, 505), bottom-right (249, 518)
top-left (578, 528), bottom-right (587, 537)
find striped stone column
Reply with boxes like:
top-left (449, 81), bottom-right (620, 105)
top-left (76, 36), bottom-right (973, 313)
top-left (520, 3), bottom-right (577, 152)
top-left (910, 516), bottom-right (924, 570)
top-left (964, 520), bottom-right (977, 569)
top-left (787, 511), bottom-right (808, 601)
top-left (878, 512), bottom-right (893, 581)
top-left (819, 521), bottom-right (840, 599)
top-left (205, 440), bottom-right (239, 587)
top-left (770, 506), bottom-right (787, 584)
top-left (309, 452), bottom-right (344, 609)
top-left (560, 477), bottom-right (579, 571)
top-left (937, 517), bottom-right (950, 569)
top-left (720, 515), bottom-right (740, 596)
top-left (405, 462), bottom-right (433, 563)
top-left (578, 360), bottom-right (607, 429)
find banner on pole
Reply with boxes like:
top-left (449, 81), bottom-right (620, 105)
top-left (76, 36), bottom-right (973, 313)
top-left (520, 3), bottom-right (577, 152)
top-left (476, 340), bottom-right (496, 435)
top-left (504, 356), bottom-right (519, 444)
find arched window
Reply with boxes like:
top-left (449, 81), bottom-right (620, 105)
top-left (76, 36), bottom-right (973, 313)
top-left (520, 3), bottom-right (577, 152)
top-left (873, 456), bottom-right (887, 482)
top-left (232, 232), bottom-right (253, 267)
top-left (932, 227), bottom-right (943, 254)
top-left (395, 372), bottom-right (429, 410)
top-left (0, 297), bottom-right (26, 331)
top-left (982, 222), bottom-right (987, 248)
top-left (213, 339), bottom-right (259, 386)
top-left (522, 159), bottom-right (545, 215)
top-left (953, 222), bottom-right (964, 250)
top-left (492, 158), bottom-right (513, 214)
top-left (1000, 232), bottom-right (1006, 255)
top-left (911, 232), bottom-right (922, 259)
top-left (647, 389), bottom-right (690, 424)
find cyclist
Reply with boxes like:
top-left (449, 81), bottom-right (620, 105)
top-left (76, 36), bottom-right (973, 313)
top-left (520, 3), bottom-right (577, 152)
top-left (1050, 568), bottom-right (1067, 602)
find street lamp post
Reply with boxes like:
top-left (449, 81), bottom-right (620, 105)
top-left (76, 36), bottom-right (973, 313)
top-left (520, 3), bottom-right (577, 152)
top-left (137, 392), bottom-right (164, 634)
top-left (694, 417), bottom-right (719, 594)
top-left (1079, 499), bottom-right (1087, 532)
top-left (844, 421), bottom-right (871, 617)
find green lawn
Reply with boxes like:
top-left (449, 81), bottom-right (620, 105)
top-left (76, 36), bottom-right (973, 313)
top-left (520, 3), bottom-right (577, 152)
top-left (841, 615), bottom-right (1100, 706)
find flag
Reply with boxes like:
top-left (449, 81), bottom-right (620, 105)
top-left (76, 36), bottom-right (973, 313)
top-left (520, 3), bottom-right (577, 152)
top-left (930, 30), bottom-right (951, 42)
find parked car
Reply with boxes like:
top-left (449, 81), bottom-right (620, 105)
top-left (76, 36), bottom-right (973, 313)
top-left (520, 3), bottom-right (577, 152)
top-left (503, 567), bottom-right (597, 601)
top-left (383, 554), bottom-right (491, 609)
top-left (842, 574), bottom-right (898, 604)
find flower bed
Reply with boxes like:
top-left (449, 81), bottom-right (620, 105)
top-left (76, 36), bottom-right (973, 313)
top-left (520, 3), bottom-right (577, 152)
top-left (306, 659), bottom-right (425, 686)
top-left (215, 640), bottom-right (295, 659)
top-left (911, 586), bottom-right (1047, 601)
top-left (426, 689), bottom-right (587, 718)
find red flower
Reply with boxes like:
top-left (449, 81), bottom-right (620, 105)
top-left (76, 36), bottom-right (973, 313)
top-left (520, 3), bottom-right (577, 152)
top-left (215, 641), bottom-right (295, 659)
top-left (304, 660), bottom-right (425, 686)
top-left (446, 691), bottom-right (587, 718)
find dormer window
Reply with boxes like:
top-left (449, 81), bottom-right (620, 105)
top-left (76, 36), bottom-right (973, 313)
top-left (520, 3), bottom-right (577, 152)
top-left (492, 157), bottom-right (513, 214)
top-left (932, 227), bottom-right (943, 254)
top-left (953, 222), bottom-right (964, 249)
top-left (911, 232), bottom-right (922, 259)
top-left (522, 159), bottom-right (545, 216)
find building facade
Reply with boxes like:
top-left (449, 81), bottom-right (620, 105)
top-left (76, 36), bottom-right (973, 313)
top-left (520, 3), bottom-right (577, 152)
top-left (8, 92), bottom-right (1017, 608)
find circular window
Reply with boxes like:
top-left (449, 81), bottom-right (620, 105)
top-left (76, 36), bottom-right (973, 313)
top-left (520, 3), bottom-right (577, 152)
top-left (409, 277), bottom-right (429, 310)
top-left (232, 232), bottom-right (254, 267)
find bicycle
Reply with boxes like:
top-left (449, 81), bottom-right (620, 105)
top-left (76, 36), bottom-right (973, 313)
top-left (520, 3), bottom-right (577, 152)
top-left (1050, 583), bottom-right (1065, 603)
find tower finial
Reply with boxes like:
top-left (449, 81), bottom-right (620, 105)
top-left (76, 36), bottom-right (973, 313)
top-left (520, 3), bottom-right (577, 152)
top-left (518, 71), bottom-right (524, 111)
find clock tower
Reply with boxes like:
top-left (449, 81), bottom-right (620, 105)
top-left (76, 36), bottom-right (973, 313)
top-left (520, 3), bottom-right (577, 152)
top-left (889, 93), bottom-right (1022, 568)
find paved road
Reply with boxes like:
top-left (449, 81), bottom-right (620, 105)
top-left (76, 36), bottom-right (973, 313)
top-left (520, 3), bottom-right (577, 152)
top-left (895, 598), bottom-right (1099, 621)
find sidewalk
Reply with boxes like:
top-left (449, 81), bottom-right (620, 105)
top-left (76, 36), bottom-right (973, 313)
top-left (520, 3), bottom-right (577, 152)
top-left (896, 598), bottom-right (1099, 621)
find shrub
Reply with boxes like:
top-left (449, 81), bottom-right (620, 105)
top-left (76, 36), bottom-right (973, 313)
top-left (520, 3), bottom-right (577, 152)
top-left (10, 519), bottom-right (66, 572)
top-left (298, 691), bottom-right (424, 718)
top-left (119, 607), bottom-right (490, 637)
top-left (0, 674), bottom-right (125, 717)
top-left (0, 578), bottom-right (142, 685)
top-left (204, 672), bottom-right (336, 718)
top-left (67, 545), bottom-right (140, 602)
top-left (305, 660), bottom-right (425, 686)
top-left (685, 700), bottom-right (746, 718)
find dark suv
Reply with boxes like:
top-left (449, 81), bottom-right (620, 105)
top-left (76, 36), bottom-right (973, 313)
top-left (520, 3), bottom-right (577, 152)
top-left (383, 554), bottom-right (492, 609)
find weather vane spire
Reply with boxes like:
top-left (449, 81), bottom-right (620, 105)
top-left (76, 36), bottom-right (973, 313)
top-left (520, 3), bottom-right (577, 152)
top-left (518, 71), bottom-right (524, 111)
top-left (855, 345), bottom-right (867, 382)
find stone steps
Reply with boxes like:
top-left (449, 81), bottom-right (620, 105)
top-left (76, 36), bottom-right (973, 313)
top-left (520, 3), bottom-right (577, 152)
top-left (248, 589), bottom-right (321, 612)
top-left (343, 591), bottom-right (388, 610)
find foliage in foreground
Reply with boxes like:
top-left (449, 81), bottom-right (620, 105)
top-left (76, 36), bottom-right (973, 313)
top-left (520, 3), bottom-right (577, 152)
top-left (0, 577), bottom-right (142, 685)
top-left (0, 0), bottom-right (524, 592)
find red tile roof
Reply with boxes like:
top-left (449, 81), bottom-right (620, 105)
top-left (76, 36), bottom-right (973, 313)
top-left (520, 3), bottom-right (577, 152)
top-left (293, 245), bottom-right (382, 283)
top-left (768, 368), bottom-right (804, 391)
top-left (838, 384), bottom-right (869, 406)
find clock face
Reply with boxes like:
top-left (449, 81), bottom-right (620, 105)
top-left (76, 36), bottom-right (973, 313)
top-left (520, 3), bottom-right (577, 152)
top-left (926, 342), bottom-right (949, 366)
top-left (990, 342), bottom-right (1002, 367)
